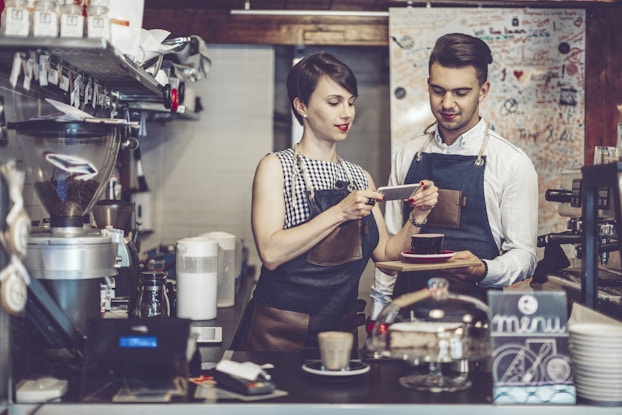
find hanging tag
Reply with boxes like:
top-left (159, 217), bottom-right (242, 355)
top-left (103, 92), bottom-right (111, 110)
top-left (38, 55), bottom-right (49, 87)
top-left (59, 66), bottom-right (70, 92)
top-left (92, 83), bottom-right (100, 108)
top-left (9, 53), bottom-right (22, 88)
top-left (101, 88), bottom-right (109, 109)
top-left (22, 57), bottom-right (33, 91)
top-left (48, 61), bottom-right (59, 85)
top-left (83, 78), bottom-right (92, 110)
top-left (29, 52), bottom-right (39, 82)
top-left (71, 73), bottom-right (82, 108)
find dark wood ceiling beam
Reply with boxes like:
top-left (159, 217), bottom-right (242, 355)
top-left (143, 0), bottom-right (620, 9)
top-left (142, 10), bottom-right (389, 46)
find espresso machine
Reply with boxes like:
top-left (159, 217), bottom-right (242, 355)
top-left (537, 169), bottom-right (622, 319)
top-left (10, 119), bottom-right (123, 337)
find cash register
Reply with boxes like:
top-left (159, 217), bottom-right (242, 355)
top-left (81, 318), bottom-right (195, 402)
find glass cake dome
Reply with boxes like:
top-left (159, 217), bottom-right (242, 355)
top-left (366, 277), bottom-right (492, 392)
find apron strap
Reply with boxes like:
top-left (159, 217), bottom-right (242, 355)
top-left (415, 135), bottom-right (434, 162)
top-left (474, 127), bottom-right (489, 167)
top-left (293, 143), bottom-right (357, 205)
top-left (415, 123), bottom-right (490, 166)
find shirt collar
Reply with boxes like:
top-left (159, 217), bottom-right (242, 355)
top-left (433, 118), bottom-right (487, 150)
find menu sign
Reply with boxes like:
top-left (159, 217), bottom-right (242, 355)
top-left (488, 291), bottom-right (576, 404)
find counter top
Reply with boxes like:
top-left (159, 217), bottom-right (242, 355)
top-left (8, 350), bottom-right (622, 415)
top-left (8, 271), bottom-right (622, 414)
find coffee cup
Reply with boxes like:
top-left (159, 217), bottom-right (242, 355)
top-left (411, 233), bottom-right (444, 255)
top-left (318, 331), bottom-right (353, 371)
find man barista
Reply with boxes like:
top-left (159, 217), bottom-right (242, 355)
top-left (370, 33), bottom-right (539, 320)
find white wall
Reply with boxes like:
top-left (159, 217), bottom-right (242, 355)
top-left (138, 45), bottom-right (275, 272)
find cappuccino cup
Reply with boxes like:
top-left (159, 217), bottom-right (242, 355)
top-left (411, 233), bottom-right (444, 255)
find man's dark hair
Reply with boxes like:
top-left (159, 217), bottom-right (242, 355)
top-left (287, 52), bottom-right (358, 125)
top-left (429, 33), bottom-right (493, 85)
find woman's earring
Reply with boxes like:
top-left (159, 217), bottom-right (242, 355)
top-left (303, 114), bottom-right (307, 118)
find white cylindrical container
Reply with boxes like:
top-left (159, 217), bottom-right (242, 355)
top-left (59, 0), bottom-right (84, 38)
top-left (1, 0), bottom-right (31, 37)
top-left (201, 231), bottom-right (236, 308)
top-left (32, 0), bottom-right (59, 37)
top-left (86, 0), bottom-right (110, 40)
top-left (176, 237), bottom-right (218, 320)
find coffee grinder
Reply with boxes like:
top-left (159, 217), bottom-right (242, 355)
top-left (11, 120), bottom-right (122, 336)
top-left (91, 198), bottom-right (140, 312)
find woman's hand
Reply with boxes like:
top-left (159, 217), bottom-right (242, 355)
top-left (333, 189), bottom-right (383, 221)
top-left (407, 180), bottom-right (438, 223)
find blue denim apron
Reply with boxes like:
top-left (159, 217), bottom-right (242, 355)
top-left (395, 131), bottom-right (499, 299)
top-left (248, 166), bottom-right (379, 350)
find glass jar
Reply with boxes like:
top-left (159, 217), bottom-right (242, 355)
top-left (367, 277), bottom-right (492, 392)
top-left (1, 0), bottom-right (31, 37)
top-left (32, 0), bottom-right (59, 37)
top-left (133, 270), bottom-right (171, 319)
top-left (86, 0), bottom-right (110, 40)
top-left (59, 0), bottom-right (84, 38)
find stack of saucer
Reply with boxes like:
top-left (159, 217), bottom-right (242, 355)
top-left (569, 323), bottom-right (622, 406)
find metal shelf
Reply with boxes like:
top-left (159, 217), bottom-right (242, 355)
top-left (0, 37), bottom-right (163, 102)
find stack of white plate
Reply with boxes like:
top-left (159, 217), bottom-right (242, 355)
top-left (569, 323), bottom-right (622, 406)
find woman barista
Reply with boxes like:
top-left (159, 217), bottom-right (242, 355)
top-left (242, 52), bottom-right (438, 351)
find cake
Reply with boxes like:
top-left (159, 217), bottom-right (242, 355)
top-left (388, 321), bottom-right (465, 359)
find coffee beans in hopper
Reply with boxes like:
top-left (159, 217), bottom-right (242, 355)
top-left (34, 178), bottom-right (100, 217)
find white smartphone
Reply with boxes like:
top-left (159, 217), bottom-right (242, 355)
top-left (377, 184), bottom-right (421, 201)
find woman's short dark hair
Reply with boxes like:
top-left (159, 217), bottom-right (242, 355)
top-left (429, 33), bottom-right (493, 85)
top-left (287, 52), bottom-right (358, 125)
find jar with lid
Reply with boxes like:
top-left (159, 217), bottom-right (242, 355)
top-left (176, 237), bottom-right (219, 320)
top-left (1, 0), bottom-right (31, 37)
top-left (86, 0), bottom-right (110, 40)
top-left (367, 277), bottom-right (491, 392)
top-left (132, 270), bottom-right (171, 319)
top-left (32, 0), bottom-right (60, 37)
top-left (59, 0), bottom-right (84, 38)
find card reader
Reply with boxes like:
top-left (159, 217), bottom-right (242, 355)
top-left (212, 370), bottom-right (275, 396)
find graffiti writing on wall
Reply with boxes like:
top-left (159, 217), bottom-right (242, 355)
top-left (389, 8), bottom-right (586, 237)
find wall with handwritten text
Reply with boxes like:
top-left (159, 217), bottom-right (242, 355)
top-left (389, 8), bottom-right (586, 239)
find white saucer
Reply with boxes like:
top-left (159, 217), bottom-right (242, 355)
top-left (569, 323), bottom-right (622, 338)
top-left (401, 250), bottom-right (455, 263)
top-left (302, 361), bottom-right (370, 377)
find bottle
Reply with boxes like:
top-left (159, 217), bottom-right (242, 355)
top-left (86, 0), bottom-right (110, 40)
top-left (59, 0), bottom-right (84, 38)
top-left (1, 0), bottom-right (30, 37)
top-left (132, 270), bottom-right (171, 318)
top-left (32, 0), bottom-right (59, 37)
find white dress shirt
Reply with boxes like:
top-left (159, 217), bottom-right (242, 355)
top-left (370, 119), bottom-right (539, 318)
